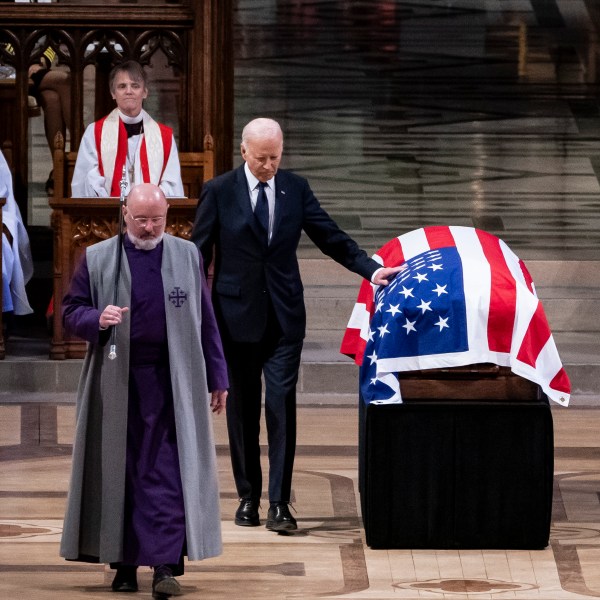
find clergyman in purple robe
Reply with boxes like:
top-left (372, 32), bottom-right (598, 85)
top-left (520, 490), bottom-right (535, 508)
top-left (60, 183), bottom-right (228, 598)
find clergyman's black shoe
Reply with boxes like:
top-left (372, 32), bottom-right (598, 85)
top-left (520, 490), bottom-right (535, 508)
top-left (152, 564), bottom-right (182, 598)
top-left (266, 502), bottom-right (297, 532)
top-left (235, 498), bottom-right (260, 526)
top-left (111, 565), bottom-right (138, 593)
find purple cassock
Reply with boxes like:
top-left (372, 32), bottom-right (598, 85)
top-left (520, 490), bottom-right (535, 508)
top-left (62, 235), bottom-right (228, 568)
top-left (123, 238), bottom-right (184, 566)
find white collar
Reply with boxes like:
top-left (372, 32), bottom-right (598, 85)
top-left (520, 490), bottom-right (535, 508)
top-left (117, 108), bottom-right (145, 124)
top-left (244, 162), bottom-right (274, 192)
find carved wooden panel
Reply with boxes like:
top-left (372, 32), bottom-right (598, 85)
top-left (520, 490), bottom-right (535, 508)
top-left (49, 197), bottom-right (197, 359)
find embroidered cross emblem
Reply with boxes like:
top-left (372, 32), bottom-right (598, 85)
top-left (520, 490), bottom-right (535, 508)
top-left (169, 287), bottom-right (187, 307)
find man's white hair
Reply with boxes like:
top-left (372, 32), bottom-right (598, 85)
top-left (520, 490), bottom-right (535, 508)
top-left (241, 118), bottom-right (283, 145)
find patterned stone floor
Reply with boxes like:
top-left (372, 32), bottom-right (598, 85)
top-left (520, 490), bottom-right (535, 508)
top-left (1, 402), bottom-right (600, 599)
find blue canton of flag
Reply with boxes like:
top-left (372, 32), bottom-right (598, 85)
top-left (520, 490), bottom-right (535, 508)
top-left (360, 247), bottom-right (468, 403)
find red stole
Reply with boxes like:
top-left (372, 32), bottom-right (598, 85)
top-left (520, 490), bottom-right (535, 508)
top-left (94, 112), bottom-right (173, 196)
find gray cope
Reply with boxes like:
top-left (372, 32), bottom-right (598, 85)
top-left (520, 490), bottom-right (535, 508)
top-left (60, 234), bottom-right (222, 564)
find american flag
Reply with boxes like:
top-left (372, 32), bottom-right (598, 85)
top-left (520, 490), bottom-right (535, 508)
top-left (340, 226), bottom-right (570, 406)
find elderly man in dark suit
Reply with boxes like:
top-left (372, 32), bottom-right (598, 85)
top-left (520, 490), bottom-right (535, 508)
top-left (192, 118), bottom-right (400, 532)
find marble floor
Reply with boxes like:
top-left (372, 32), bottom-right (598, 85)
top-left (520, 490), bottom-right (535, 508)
top-left (5, 0), bottom-right (600, 598)
top-left (2, 403), bottom-right (600, 599)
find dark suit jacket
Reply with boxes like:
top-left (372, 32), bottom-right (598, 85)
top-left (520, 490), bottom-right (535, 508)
top-left (192, 165), bottom-right (379, 343)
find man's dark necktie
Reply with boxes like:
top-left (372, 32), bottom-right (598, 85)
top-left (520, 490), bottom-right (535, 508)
top-left (254, 182), bottom-right (270, 239)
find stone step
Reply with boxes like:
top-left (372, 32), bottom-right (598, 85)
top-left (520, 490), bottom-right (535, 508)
top-left (0, 330), bottom-right (595, 402)
top-left (0, 359), bottom-right (596, 406)
top-left (0, 259), bottom-right (596, 405)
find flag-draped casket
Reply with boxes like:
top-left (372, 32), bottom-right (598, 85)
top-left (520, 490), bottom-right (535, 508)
top-left (347, 227), bottom-right (562, 549)
top-left (341, 226), bottom-right (570, 406)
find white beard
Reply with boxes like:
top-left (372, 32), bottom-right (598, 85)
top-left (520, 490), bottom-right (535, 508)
top-left (126, 230), bottom-right (164, 250)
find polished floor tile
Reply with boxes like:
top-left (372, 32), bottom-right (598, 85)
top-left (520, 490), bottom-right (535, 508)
top-left (1, 403), bottom-right (600, 598)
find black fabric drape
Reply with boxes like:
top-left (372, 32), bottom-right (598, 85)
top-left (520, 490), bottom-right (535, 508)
top-left (359, 397), bottom-right (553, 549)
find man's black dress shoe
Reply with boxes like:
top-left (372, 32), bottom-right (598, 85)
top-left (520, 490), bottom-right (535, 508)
top-left (111, 565), bottom-right (138, 593)
top-left (152, 564), bottom-right (182, 598)
top-left (235, 498), bottom-right (260, 526)
top-left (266, 502), bottom-right (297, 531)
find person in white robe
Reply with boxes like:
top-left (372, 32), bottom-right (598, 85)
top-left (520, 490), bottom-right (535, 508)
top-left (71, 60), bottom-right (184, 198)
top-left (1, 149), bottom-right (33, 316)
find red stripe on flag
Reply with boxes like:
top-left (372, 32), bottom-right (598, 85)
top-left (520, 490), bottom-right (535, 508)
top-left (424, 225), bottom-right (455, 250)
top-left (340, 323), bottom-right (367, 364)
top-left (516, 302), bottom-right (551, 367)
top-left (550, 367), bottom-right (571, 395)
top-left (477, 229), bottom-right (516, 353)
top-left (378, 237), bottom-right (405, 266)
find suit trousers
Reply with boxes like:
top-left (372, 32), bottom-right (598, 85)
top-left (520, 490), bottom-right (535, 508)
top-left (222, 305), bottom-right (303, 503)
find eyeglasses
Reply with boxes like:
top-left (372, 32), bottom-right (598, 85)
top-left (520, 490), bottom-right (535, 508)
top-left (128, 214), bottom-right (166, 227)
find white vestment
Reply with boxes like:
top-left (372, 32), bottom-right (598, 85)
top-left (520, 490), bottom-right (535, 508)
top-left (70, 109), bottom-right (184, 198)
top-left (1, 151), bottom-right (33, 315)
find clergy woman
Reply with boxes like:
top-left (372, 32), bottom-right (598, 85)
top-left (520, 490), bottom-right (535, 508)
top-left (60, 183), bottom-right (227, 598)
top-left (71, 60), bottom-right (184, 198)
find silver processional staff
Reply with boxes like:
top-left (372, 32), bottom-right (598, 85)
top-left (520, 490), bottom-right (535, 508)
top-left (108, 166), bottom-right (128, 360)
